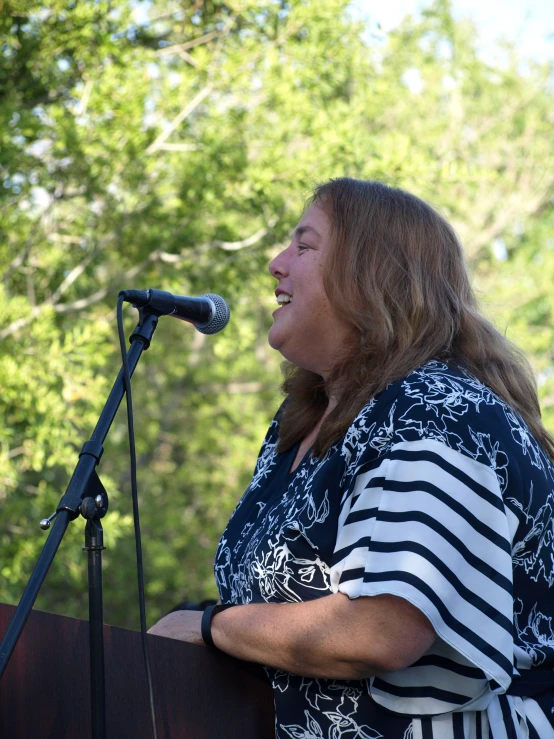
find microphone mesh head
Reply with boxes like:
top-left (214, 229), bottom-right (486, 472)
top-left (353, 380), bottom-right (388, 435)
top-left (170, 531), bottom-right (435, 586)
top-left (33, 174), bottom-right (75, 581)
top-left (196, 294), bottom-right (231, 335)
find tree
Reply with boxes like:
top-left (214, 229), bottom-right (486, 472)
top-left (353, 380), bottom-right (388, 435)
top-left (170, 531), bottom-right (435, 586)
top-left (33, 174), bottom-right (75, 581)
top-left (1, 0), bottom-right (553, 627)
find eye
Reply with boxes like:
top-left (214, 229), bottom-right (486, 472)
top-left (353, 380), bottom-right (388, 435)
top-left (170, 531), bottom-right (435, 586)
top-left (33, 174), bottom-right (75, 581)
top-left (297, 242), bottom-right (310, 252)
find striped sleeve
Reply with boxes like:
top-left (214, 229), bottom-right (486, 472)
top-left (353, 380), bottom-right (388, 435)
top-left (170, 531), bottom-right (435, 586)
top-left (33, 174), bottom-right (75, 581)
top-left (330, 437), bottom-right (514, 716)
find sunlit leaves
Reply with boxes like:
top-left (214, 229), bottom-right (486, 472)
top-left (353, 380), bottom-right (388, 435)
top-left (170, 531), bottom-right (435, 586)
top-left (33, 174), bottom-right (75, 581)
top-left (1, 0), bottom-right (553, 626)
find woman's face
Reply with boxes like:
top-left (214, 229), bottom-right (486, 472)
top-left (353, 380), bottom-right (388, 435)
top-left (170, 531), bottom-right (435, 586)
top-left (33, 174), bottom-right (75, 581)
top-left (268, 202), bottom-right (355, 377)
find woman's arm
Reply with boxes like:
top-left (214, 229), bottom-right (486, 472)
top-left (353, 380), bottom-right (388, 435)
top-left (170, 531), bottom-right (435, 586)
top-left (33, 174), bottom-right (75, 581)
top-left (148, 591), bottom-right (436, 680)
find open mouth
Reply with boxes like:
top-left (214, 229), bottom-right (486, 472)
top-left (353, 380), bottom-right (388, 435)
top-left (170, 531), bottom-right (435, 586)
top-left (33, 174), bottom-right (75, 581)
top-left (276, 294), bottom-right (292, 306)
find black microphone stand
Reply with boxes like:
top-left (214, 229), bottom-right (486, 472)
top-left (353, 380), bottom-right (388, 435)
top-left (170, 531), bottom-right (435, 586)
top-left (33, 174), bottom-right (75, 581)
top-left (0, 308), bottom-right (159, 739)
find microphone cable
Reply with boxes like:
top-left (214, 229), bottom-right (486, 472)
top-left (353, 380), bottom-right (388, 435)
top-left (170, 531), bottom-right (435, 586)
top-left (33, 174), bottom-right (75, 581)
top-left (116, 295), bottom-right (159, 739)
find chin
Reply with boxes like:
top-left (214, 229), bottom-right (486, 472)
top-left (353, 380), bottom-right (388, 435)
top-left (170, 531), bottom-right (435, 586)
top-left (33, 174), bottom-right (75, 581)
top-left (267, 324), bottom-right (293, 357)
top-left (267, 328), bottom-right (283, 352)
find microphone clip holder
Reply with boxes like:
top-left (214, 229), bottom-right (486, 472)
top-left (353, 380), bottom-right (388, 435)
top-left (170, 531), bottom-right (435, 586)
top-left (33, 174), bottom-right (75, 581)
top-left (129, 306), bottom-right (160, 351)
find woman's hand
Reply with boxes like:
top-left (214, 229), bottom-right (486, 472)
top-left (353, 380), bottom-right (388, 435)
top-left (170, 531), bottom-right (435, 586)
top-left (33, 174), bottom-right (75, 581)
top-left (147, 610), bottom-right (204, 646)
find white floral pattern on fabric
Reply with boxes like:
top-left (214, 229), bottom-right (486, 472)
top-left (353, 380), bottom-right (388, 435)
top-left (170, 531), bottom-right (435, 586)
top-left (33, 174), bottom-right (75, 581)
top-left (215, 361), bottom-right (554, 739)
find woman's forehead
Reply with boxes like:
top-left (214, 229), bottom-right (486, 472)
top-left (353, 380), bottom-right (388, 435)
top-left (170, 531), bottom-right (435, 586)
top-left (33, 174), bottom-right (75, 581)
top-left (292, 203), bottom-right (330, 240)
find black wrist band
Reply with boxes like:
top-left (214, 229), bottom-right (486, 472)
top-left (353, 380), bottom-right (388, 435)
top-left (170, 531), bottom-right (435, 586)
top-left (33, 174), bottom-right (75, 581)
top-left (201, 603), bottom-right (234, 648)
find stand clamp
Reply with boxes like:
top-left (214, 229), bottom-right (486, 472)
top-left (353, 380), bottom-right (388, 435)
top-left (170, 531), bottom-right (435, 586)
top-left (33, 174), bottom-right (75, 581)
top-left (39, 470), bottom-right (108, 531)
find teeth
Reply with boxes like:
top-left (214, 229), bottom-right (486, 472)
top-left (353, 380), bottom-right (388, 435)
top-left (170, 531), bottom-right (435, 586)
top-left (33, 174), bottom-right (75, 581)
top-left (277, 294), bottom-right (292, 304)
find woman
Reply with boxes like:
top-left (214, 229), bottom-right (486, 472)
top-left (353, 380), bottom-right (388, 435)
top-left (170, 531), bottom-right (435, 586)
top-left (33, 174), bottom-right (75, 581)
top-left (149, 179), bottom-right (554, 738)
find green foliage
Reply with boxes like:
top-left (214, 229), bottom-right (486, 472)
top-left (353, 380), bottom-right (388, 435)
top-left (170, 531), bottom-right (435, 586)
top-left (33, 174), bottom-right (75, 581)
top-left (1, 0), bottom-right (553, 627)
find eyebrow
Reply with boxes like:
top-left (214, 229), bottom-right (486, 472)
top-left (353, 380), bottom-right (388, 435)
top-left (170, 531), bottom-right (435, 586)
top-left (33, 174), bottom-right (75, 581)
top-left (292, 225), bottom-right (321, 240)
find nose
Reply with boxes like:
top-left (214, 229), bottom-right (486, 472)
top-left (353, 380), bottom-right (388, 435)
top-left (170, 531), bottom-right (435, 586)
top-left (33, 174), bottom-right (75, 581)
top-left (269, 245), bottom-right (290, 279)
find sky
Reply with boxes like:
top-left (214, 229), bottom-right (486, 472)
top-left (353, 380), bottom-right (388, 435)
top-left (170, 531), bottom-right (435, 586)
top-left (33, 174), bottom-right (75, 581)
top-left (358, 0), bottom-right (554, 63)
top-left (131, 1), bottom-right (553, 62)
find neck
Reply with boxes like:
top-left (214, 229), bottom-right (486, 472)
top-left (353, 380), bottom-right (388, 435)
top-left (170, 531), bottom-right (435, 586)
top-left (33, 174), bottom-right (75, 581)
top-left (325, 395), bottom-right (339, 415)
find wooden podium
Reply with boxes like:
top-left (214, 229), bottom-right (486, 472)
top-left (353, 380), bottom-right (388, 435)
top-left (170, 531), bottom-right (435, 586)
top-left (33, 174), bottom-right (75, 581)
top-left (0, 603), bottom-right (275, 738)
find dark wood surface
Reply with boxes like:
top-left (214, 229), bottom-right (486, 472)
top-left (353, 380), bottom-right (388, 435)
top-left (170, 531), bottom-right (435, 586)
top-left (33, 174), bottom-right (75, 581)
top-left (0, 602), bottom-right (274, 739)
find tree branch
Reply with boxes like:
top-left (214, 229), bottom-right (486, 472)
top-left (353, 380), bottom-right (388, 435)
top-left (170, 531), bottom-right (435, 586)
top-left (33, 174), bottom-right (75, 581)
top-left (463, 174), bottom-right (554, 259)
top-left (49, 251), bottom-right (96, 304)
top-left (155, 143), bottom-right (202, 152)
top-left (155, 30), bottom-right (219, 56)
top-left (212, 218), bottom-right (278, 251)
top-left (155, 217), bottom-right (278, 264)
top-left (1, 197), bottom-right (58, 285)
top-left (0, 249), bottom-right (97, 340)
top-left (146, 85), bottom-right (213, 154)
top-left (0, 219), bottom-right (278, 339)
top-left (1, 244), bottom-right (33, 285)
top-left (75, 78), bottom-right (94, 116)
top-left (174, 48), bottom-right (199, 68)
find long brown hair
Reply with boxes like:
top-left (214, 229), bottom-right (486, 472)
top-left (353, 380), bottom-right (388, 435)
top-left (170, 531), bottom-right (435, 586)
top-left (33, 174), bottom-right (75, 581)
top-left (277, 178), bottom-right (554, 460)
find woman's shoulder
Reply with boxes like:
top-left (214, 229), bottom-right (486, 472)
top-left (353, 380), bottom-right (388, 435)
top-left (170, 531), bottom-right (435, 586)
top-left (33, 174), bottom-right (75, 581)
top-left (265, 362), bottom-right (551, 488)
top-left (392, 360), bottom-right (545, 458)
top-left (349, 359), bottom-right (520, 440)
top-left (344, 359), bottom-right (554, 491)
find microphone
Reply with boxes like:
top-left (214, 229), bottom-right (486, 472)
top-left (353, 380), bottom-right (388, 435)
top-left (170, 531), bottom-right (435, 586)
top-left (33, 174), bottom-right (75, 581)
top-left (119, 289), bottom-right (230, 335)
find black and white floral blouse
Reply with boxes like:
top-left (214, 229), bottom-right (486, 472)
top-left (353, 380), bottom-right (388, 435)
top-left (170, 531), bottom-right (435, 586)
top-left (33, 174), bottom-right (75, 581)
top-left (214, 361), bottom-right (554, 739)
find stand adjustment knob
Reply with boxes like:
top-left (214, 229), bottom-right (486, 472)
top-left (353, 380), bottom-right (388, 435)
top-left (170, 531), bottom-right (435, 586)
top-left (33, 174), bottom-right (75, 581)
top-left (80, 497), bottom-right (97, 519)
top-left (80, 492), bottom-right (108, 520)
